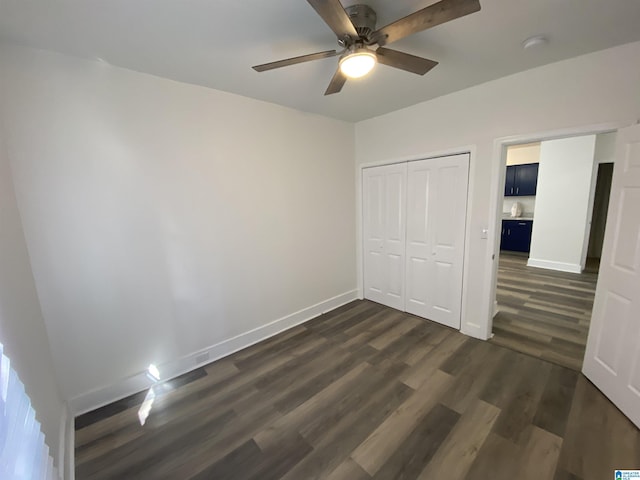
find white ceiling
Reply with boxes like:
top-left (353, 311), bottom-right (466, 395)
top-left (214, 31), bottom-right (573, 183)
top-left (1, 0), bottom-right (640, 122)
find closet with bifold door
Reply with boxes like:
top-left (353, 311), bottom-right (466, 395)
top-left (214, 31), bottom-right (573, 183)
top-left (362, 153), bottom-right (470, 329)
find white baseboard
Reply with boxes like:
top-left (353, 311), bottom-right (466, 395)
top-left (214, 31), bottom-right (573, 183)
top-left (69, 289), bottom-right (358, 416)
top-left (493, 300), bottom-right (499, 318)
top-left (526, 258), bottom-right (582, 274)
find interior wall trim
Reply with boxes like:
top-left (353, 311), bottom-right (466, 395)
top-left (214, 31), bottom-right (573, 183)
top-left (68, 289), bottom-right (359, 416)
top-left (62, 407), bottom-right (75, 480)
top-left (526, 257), bottom-right (582, 274)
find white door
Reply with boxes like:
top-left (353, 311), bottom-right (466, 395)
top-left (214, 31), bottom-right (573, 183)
top-left (405, 154), bottom-right (469, 328)
top-left (583, 125), bottom-right (640, 428)
top-left (363, 163), bottom-right (407, 310)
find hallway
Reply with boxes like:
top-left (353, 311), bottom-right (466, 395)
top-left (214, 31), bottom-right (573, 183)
top-left (491, 253), bottom-right (598, 370)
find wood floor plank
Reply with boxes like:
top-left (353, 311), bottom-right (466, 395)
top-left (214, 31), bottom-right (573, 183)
top-left (253, 362), bottom-right (371, 451)
top-left (440, 344), bottom-right (506, 414)
top-left (325, 458), bottom-right (372, 480)
top-left (517, 426), bottom-right (563, 480)
top-left (368, 315), bottom-right (422, 350)
top-left (464, 432), bottom-right (522, 480)
top-left (371, 403), bottom-right (460, 480)
top-left (554, 468), bottom-right (583, 480)
top-left (479, 349), bottom-right (536, 409)
top-left (350, 369), bottom-right (453, 476)
top-left (492, 252), bottom-right (597, 370)
top-left (491, 357), bottom-right (551, 445)
top-left (533, 365), bottom-right (579, 437)
top-left (280, 373), bottom-right (412, 479)
top-left (75, 300), bottom-right (640, 480)
top-left (150, 397), bottom-right (282, 479)
top-left (255, 343), bottom-right (379, 414)
top-left (402, 325), bottom-right (449, 366)
top-left (296, 359), bottom-right (409, 447)
top-left (76, 407), bottom-right (237, 479)
top-left (400, 331), bottom-right (466, 389)
top-left (556, 376), bottom-right (640, 479)
top-left (193, 433), bottom-right (312, 480)
top-left (189, 438), bottom-right (262, 480)
top-left (415, 399), bottom-right (500, 480)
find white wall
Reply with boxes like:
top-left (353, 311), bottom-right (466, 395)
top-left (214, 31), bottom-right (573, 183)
top-left (355, 41), bottom-right (640, 339)
top-left (594, 132), bottom-right (617, 164)
top-left (0, 134), bottom-right (68, 474)
top-left (0, 45), bottom-right (356, 412)
top-left (506, 143), bottom-right (540, 166)
top-left (528, 136), bottom-right (597, 273)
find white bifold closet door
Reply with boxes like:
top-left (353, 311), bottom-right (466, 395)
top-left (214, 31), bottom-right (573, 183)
top-left (405, 154), bottom-right (469, 329)
top-left (363, 163), bottom-right (407, 311)
top-left (363, 154), bottom-right (469, 329)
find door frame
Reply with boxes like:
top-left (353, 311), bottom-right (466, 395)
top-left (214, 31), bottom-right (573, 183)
top-left (485, 122), bottom-right (623, 339)
top-left (356, 145), bottom-right (476, 332)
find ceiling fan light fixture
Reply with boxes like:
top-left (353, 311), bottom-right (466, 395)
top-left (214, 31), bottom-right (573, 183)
top-left (339, 47), bottom-right (377, 78)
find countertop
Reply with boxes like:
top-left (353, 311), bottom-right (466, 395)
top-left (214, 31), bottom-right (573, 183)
top-left (502, 214), bottom-right (534, 221)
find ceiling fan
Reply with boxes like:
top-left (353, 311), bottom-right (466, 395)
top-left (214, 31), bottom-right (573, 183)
top-left (252, 0), bottom-right (481, 95)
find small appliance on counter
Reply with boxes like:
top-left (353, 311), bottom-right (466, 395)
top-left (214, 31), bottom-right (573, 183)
top-left (510, 201), bottom-right (523, 218)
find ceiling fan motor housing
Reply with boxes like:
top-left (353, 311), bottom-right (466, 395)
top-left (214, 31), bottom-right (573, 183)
top-left (345, 4), bottom-right (377, 43)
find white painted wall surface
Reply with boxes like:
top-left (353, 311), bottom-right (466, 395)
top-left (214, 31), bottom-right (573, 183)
top-left (0, 45), bottom-right (356, 410)
top-left (0, 135), bottom-right (68, 474)
top-left (594, 132), bottom-right (617, 164)
top-left (355, 41), bottom-right (640, 339)
top-left (506, 143), bottom-right (540, 166)
top-left (528, 136), bottom-right (597, 273)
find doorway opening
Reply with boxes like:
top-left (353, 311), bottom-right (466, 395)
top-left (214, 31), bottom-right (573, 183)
top-left (490, 133), bottom-right (615, 370)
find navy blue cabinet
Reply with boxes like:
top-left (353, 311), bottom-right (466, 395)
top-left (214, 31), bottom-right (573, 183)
top-left (501, 220), bottom-right (533, 252)
top-left (505, 163), bottom-right (538, 196)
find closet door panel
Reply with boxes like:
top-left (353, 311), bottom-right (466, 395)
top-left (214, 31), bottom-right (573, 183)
top-left (363, 163), bottom-right (407, 310)
top-left (363, 169), bottom-right (386, 304)
top-left (405, 154), bottom-right (469, 329)
top-left (405, 164), bottom-right (433, 312)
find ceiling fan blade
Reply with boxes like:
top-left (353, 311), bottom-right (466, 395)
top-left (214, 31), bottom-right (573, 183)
top-left (372, 0), bottom-right (481, 46)
top-left (376, 47), bottom-right (438, 75)
top-left (324, 68), bottom-right (347, 95)
top-left (307, 0), bottom-right (358, 39)
top-left (253, 50), bottom-right (338, 72)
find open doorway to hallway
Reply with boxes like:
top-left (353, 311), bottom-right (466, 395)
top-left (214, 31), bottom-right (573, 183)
top-left (491, 133), bottom-right (615, 370)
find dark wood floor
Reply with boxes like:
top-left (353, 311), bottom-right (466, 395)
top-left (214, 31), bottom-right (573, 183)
top-left (492, 252), bottom-right (598, 371)
top-left (75, 300), bottom-right (639, 480)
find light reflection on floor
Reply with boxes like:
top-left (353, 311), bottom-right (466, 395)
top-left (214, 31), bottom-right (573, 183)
top-left (137, 374), bottom-right (180, 425)
top-left (137, 387), bottom-right (156, 425)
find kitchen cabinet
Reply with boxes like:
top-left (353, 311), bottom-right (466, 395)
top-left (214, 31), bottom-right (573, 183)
top-left (501, 220), bottom-right (533, 252)
top-left (504, 163), bottom-right (539, 196)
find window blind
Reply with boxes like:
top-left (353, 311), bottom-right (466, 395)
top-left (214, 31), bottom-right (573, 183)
top-left (0, 343), bottom-right (59, 479)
